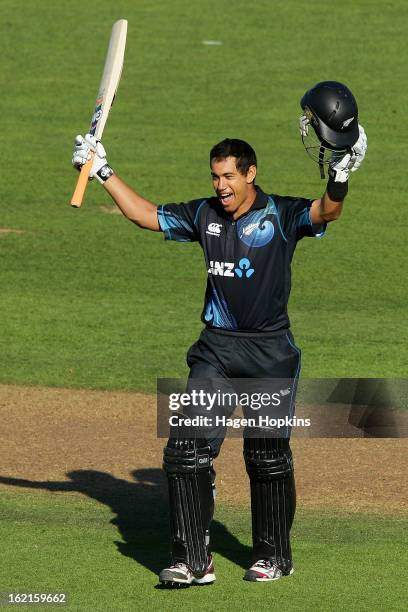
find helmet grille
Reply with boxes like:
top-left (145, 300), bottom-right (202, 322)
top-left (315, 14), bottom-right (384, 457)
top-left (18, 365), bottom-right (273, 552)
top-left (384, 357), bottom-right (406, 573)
top-left (301, 127), bottom-right (349, 166)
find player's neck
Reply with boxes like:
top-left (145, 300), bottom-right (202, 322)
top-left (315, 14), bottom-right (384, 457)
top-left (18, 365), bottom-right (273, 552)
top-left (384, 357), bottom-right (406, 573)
top-left (232, 185), bottom-right (257, 220)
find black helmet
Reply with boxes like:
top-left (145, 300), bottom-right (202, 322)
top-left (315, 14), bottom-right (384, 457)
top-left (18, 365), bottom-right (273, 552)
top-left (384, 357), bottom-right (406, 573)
top-left (301, 81), bottom-right (359, 148)
top-left (300, 81), bottom-right (359, 177)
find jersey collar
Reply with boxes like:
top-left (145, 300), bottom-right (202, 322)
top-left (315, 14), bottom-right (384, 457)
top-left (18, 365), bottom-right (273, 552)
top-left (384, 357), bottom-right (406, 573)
top-left (233, 185), bottom-right (268, 220)
top-left (249, 185), bottom-right (268, 211)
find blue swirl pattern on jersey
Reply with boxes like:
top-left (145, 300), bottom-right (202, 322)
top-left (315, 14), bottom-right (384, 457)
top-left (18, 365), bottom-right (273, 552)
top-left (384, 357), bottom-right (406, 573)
top-left (204, 288), bottom-right (238, 329)
top-left (236, 200), bottom-right (276, 247)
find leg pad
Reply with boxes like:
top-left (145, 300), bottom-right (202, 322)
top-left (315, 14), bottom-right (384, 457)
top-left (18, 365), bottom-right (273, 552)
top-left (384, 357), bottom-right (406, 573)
top-left (243, 430), bottom-right (295, 573)
top-left (163, 438), bottom-right (214, 576)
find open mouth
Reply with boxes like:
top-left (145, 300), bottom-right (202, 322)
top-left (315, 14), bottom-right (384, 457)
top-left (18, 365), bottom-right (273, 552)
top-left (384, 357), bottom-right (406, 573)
top-left (218, 192), bottom-right (234, 206)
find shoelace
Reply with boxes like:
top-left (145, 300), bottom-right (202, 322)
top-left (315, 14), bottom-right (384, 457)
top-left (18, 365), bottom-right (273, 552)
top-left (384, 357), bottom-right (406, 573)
top-left (255, 560), bottom-right (274, 570)
top-left (169, 562), bottom-right (190, 572)
top-left (169, 556), bottom-right (212, 573)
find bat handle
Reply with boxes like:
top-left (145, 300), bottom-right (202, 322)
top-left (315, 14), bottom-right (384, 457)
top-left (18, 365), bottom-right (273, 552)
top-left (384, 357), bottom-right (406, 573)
top-left (70, 153), bottom-right (95, 208)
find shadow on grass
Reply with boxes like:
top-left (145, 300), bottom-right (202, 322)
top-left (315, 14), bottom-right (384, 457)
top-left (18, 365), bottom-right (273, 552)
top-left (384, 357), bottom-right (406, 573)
top-left (0, 469), bottom-right (251, 574)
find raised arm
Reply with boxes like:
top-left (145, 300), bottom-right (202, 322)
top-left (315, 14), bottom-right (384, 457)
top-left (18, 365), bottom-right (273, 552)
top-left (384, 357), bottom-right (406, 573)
top-left (308, 125), bottom-right (367, 224)
top-left (310, 125), bottom-right (367, 223)
top-left (72, 134), bottom-right (160, 231)
top-left (310, 190), bottom-right (343, 224)
top-left (103, 174), bottom-right (160, 230)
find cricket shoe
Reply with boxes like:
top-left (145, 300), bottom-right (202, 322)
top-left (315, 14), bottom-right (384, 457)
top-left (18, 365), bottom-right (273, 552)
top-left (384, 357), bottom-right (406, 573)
top-left (159, 556), bottom-right (216, 588)
top-left (243, 559), bottom-right (294, 582)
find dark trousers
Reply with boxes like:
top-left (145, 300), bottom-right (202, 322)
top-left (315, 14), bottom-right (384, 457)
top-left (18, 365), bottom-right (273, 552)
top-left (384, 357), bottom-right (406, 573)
top-left (166, 327), bottom-right (301, 570)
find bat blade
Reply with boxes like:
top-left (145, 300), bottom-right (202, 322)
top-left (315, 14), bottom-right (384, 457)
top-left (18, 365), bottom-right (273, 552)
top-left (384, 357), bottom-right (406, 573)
top-left (70, 19), bottom-right (128, 208)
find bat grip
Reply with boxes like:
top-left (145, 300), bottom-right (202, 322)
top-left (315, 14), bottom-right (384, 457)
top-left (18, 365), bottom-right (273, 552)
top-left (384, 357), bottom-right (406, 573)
top-left (70, 152), bottom-right (95, 208)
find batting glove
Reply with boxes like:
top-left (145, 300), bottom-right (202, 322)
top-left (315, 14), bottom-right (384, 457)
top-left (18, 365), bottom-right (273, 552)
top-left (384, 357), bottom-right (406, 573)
top-left (72, 134), bottom-right (114, 184)
top-left (329, 125), bottom-right (368, 183)
top-left (299, 114), bottom-right (309, 138)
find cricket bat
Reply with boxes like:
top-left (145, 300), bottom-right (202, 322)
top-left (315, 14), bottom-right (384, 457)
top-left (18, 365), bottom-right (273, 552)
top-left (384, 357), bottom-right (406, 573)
top-left (70, 19), bottom-right (128, 208)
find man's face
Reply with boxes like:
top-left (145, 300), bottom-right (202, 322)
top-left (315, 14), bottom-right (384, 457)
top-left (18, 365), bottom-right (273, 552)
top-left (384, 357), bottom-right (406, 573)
top-left (211, 156), bottom-right (257, 217)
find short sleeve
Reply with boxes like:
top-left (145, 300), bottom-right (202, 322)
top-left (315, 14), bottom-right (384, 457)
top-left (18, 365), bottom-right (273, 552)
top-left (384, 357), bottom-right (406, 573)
top-left (275, 195), bottom-right (327, 241)
top-left (157, 199), bottom-right (207, 242)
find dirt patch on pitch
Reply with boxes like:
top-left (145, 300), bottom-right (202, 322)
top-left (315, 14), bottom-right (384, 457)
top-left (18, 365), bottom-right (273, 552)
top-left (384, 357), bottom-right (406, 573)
top-left (99, 205), bottom-right (122, 214)
top-left (0, 228), bottom-right (26, 236)
top-left (0, 384), bottom-right (406, 514)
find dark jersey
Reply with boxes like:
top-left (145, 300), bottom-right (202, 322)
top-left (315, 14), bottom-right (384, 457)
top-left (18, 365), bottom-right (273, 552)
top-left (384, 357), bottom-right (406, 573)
top-left (157, 186), bottom-right (325, 332)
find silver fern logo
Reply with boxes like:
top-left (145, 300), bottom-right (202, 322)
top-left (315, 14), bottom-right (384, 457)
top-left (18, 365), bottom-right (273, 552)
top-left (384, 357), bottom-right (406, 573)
top-left (341, 116), bottom-right (354, 128)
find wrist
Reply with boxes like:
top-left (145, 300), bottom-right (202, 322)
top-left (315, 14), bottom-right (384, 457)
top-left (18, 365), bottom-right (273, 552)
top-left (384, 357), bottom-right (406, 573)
top-left (95, 164), bottom-right (115, 185)
top-left (327, 175), bottom-right (348, 201)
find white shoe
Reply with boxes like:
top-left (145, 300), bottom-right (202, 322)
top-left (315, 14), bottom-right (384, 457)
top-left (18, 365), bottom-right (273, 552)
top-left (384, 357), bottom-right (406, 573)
top-left (243, 559), bottom-right (294, 582)
top-left (159, 556), bottom-right (216, 588)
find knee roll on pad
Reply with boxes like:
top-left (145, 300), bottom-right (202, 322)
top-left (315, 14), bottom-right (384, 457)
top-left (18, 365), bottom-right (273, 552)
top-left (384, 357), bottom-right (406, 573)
top-left (163, 438), bottom-right (211, 474)
top-left (243, 430), bottom-right (293, 480)
top-left (163, 438), bottom-right (214, 576)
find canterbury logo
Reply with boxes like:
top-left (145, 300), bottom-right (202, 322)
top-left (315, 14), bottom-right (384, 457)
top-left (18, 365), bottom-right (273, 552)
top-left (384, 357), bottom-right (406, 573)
top-left (206, 223), bottom-right (222, 236)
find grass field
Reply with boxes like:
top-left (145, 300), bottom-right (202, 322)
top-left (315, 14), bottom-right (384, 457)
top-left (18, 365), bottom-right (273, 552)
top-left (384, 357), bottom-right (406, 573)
top-left (0, 490), bottom-right (406, 611)
top-left (0, 1), bottom-right (407, 610)
top-left (0, 0), bottom-right (407, 390)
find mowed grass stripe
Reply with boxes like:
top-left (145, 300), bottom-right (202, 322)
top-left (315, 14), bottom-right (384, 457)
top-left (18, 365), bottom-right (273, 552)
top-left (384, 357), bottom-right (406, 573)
top-left (0, 0), bottom-right (406, 389)
top-left (0, 491), bottom-right (406, 611)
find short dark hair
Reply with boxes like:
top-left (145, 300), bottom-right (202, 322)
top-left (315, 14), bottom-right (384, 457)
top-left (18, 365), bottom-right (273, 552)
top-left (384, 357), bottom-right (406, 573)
top-left (210, 138), bottom-right (257, 175)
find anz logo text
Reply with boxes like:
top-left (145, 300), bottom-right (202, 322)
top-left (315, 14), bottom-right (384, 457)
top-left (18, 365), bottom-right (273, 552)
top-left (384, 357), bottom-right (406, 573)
top-left (208, 258), bottom-right (255, 278)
